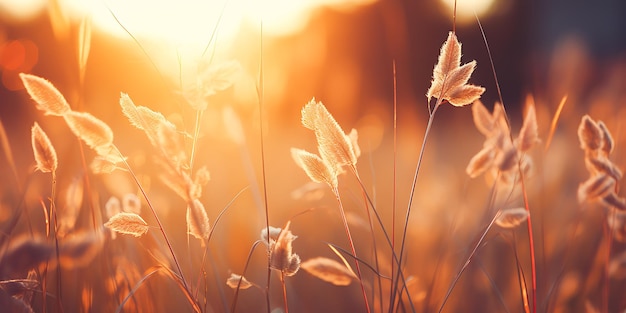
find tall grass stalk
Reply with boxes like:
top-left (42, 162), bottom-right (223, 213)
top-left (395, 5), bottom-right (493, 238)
top-left (475, 15), bottom-right (538, 312)
top-left (391, 60), bottom-right (398, 311)
top-left (392, 100), bottom-right (442, 310)
top-left (332, 186), bottom-right (371, 312)
top-left (113, 146), bottom-right (197, 310)
top-left (437, 210), bottom-right (501, 312)
top-left (254, 20), bottom-right (273, 313)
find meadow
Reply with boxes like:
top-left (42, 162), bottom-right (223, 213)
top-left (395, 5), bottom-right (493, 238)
top-left (1, 1), bottom-right (626, 312)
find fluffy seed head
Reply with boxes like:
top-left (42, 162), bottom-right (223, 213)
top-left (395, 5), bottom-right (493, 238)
top-left (466, 146), bottom-right (495, 178)
top-left (31, 122), bottom-right (57, 173)
top-left (226, 273), bottom-right (252, 290)
top-left (301, 257), bottom-right (357, 286)
top-left (516, 98), bottom-right (540, 152)
top-left (426, 32), bottom-right (485, 106)
top-left (63, 111), bottom-right (113, 153)
top-left (496, 208), bottom-right (530, 228)
top-left (597, 121), bottom-right (614, 155)
top-left (268, 221), bottom-right (300, 276)
top-left (186, 199), bottom-right (211, 241)
top-left (104, 212), bottom-right (149, 237)
top-left (291, 147), bottom-right (338, 189)
top-left (20, 73), bottom-right (71, 116)
top-left (301, 99), bottom-right (358, 168)
top-left (578, 115), bottom-right (603, 151)
top-left (578, 174), bottom-right (616, 203)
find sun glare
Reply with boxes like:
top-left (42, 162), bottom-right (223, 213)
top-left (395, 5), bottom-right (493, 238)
top-left (0, 0), bottom-right (46, 21)
top-left (63, 0), bottom-right (376, 45)
top-left (439, 0), bottom-right (496, 23)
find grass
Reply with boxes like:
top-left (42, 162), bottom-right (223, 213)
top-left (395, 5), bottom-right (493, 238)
top-left (1, 3), bottom-right (626, 313)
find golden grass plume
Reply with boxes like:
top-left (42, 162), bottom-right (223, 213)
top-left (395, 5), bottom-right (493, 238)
top-left (104, 212), bottom-right (149, 237)
top-left (19, 73), bottom-right (71, 116)
top-left (186, 199), bottom-right (210, 241)
top-left (226, 273), bottom-right (252, 290)
top-left (301, 257), bottom-right (357, 286)
top-left (426, 32), bottom-right (485, 106)
top-left (495, 208), bottom-right (530, 228)
top-left (30, 122), bottom-right (57, 173)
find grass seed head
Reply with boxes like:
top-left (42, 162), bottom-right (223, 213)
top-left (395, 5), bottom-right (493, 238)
top-left (578, 115), bottom-right (603, 151)
top-left (104, 212), bottom-right (149, 237)
top-left (301, 99), bottom-right (358, 169)
top-left (269, 221), bottom-right (300, 276)
top-left (472, 100), bottom-right (496, 136)
top-left (516, 99), bottom-right (540, 152)
top-left (59, 176), bottom-right (84, 236)
top-left (301, 257), bottom-right (357, 286)
top-left (291, 147), bottom-right (338, 189)
top-left (578, 174), bottom-right (615, 203)
top-left (597, 121), bottom-right (614, 155)
top-left (19, 73), bottom-right (71, 116)
top-left (186, 199), bottom-right (211, 241)
top-left (426, 32), bottom-right (485, 106)
top-left (120, 93), bottom-right (176, 146)
top-left (182, 60), bottom-right (241, 111)
top-left (496, 208), bottom-right (530, 228)
top-left (63, 111), bottom-right (114, 153)
top-left (226, 273), bottom-right (252, 290)
top-left (602, 193), bottom-right (626, 211)
top-left (30, 122), bottom-right (58, 173)
top-left (466, 146), bottom-right (495, 178)
top-left (587, 156), bottom-right (623, 181)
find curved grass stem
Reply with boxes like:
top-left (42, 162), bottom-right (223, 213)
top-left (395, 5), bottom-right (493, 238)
top-left (391, 101), bottom-right (442, 310)
top-left (114, 146), bottom-right (195, 308)
top-left (333, 187), bottom-right (371, 313)
top-left (437, 211), bottom-right (501, 313)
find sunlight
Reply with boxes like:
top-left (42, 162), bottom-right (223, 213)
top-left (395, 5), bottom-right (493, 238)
top-left (0, 0), bottom-right (46, 20)
top-left (62, 0), bottom-right (377, 89)
top-left (439, 0), bottom-right (496, 23)
top-left (69, 0), bottom-right (376, 44)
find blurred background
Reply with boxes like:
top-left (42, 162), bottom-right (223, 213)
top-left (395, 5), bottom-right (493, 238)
top-left (1, 0), bottom-right (626, 312)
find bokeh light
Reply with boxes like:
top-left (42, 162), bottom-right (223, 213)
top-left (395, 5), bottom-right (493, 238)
top-left (0, 39), bottom-right (39, 90)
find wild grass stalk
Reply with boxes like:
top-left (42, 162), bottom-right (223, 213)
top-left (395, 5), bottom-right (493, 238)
top-left (475, 15), bottom-right (539, 312)
top-left (113, 146), bottom-right (198, 311)
top-left (6, 2), bottom-right (626, 312)
top-left (332, 186), bottom-right (371, 312)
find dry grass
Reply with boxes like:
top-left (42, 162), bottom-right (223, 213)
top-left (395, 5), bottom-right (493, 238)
top-left (1, 5), bottom-right (626, 313)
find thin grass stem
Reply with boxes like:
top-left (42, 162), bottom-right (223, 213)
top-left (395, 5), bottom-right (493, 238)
top-left (475, 15), bottom-right (538, 313)
top-left (437, 210), bottom-right (501, 313)
top-left (254, 19), bottom-right (272, 313)
top-left (114, 146), bottom-right (194, 304)
top-left (391, 60), bottom-right (398, 311)
top-left (391, 101), bottom-right (442, 311)
top-left (50, 171), bottom-right (63, 312)
top-left (333, 186), bottom-right (371, 312)
top-left (231, 240), bottom-right (264, 313)
top-left (280, 272), bottom-right (289, 313)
